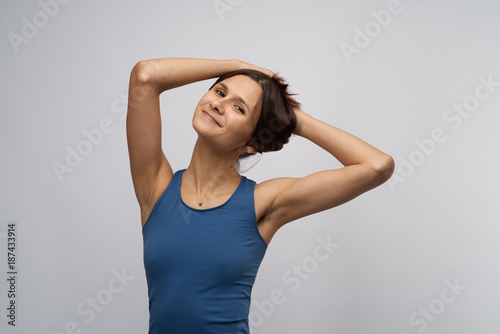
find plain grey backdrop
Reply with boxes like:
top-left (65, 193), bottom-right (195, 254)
top-left (1, 0), bottom-right (499, 333)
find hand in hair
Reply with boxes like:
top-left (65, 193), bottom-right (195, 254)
top-left (235, 59), bottom-right (275, 78)
top-left (287, 95), bottom-right (307, 136)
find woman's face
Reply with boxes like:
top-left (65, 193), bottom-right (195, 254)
top-left (193, 75), bottom-right (263, 155)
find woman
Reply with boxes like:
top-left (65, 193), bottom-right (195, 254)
top-left (126, 58), bottom-right (395, 334)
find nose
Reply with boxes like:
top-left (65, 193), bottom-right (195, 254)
top-left (210, 98), bottom-right (224, 114)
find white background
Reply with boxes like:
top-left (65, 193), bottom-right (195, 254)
top-left (1, 0), bottom-right (499, 333)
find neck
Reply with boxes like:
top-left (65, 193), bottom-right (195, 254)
top-left (184, 137), bottom-right (242, 197)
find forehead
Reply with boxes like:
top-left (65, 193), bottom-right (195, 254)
top-left (218, 75), bottom-right (263, 112)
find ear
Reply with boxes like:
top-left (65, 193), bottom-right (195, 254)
top-left (243, 138), bottom-right (258, 155)
top-left (244, 145), bottom-right (257, 155)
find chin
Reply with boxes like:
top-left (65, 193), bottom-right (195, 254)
top-left (192, 118), bottom-right (217, 139)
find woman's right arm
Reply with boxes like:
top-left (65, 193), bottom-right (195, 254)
top-left (137, 58), bottom-right (273, 93)
top-left (126, 58), bottom-right (265, 226)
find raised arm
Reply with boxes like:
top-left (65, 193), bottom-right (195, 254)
top-left (137, 58), bottom-right (274, 93)
top-left (256, 106), bottom-right (395, 230)
top-left (126, 58), bottom-right (271, 226)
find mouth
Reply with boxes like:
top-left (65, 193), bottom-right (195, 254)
top-left (202, 111), bottom-right (221, 127)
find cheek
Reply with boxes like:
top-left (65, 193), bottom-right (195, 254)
top-left (194, 96), bottom-right (210, 117)
top-left (237, 118), bottom-right (256, 140)
top-left (199, 92), bottom-right (213, 104)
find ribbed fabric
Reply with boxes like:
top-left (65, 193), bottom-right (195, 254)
top-left (142, 169), bottom-right (268, 334)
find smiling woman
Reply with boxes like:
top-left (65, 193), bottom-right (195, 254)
top-left (125, 57), bottom-right (395, 334)
top-left (192, 74), bottom-right (263, 156)
top-left (210, 68), bottom-right (300, 159)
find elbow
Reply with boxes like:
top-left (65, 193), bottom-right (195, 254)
top-left (372, 154), bottom-right (395, 183)
top-left (130, 60), bottom-right (153, 86)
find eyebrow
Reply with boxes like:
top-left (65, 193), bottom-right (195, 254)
top-left (219, 82), bottom-right (250, 112)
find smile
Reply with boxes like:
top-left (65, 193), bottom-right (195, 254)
top-left (202, 111), bottom-right (221, 127)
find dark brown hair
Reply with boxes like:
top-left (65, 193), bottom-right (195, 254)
top-left (209, 69), bottom-right (301, 160)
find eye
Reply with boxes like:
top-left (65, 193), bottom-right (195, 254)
top-left (235, 105), bottom-right (245, 114)
top-left (216, 89), bottom-right (225, 97)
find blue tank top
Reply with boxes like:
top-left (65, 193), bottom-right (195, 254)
top-left (142, 169), bottom-right (268, 334)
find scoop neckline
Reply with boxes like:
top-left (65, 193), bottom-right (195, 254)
top-left (178, 169), bottom-right (244, 212)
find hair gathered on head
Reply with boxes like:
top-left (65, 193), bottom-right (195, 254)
top-left (249, 72), bottom-right (301, 154)
top-left (209, 69), bottom-right (301, 161)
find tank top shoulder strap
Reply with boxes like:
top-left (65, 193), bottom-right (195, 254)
top-left (232, 174), bottom-right (256, 203)
top-left (170, 168), bottom-right (186, 193)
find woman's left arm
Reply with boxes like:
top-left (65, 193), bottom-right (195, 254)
top-left (259, 107), bottom-right (395, 228)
